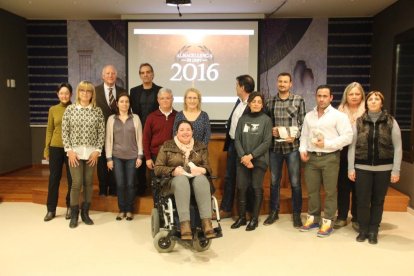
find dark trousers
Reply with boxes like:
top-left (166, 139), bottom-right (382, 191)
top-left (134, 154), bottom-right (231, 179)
top-left (135, 162), bottom-right (147, 195)
top-left (337, 147), bottom-right (357, 221)
top-left (97, 148), bottom-right (116, 195)
top-left (113, 157), bottom-right (136, 212)
top-left (220, 140), bottom-right (253, 213)
top-left (236, 164), bottom-right (266, 219)
top-left (355, 169), bottom-right (390, 234)
top-left (46, 146), bottom-right (72, 211)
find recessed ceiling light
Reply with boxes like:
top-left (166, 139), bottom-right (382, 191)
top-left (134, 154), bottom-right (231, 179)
top-left (166, 0), bottom-right (192, 6)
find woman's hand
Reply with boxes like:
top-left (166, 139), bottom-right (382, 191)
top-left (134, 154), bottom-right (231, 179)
top-left (136, 159), bottom-right (142, 168)
top-left (246, 162), bottom-right (254, 169)
top-left (348, 171), bottom-right (356, 182)
top-left (240, 154), bottom-right (253, 167)
top-left (107, 161), bottom-right (113, 170)
top-left (67, 150), bottom-right (79, 167)
top-left (190, 166), bottom-right (206, 176)
top-left (87, 151), bottom-right (99, 167)
top-left (173, 166), bottom-right (185, 176)
top-left (391, 175), bottom-right (400, 183)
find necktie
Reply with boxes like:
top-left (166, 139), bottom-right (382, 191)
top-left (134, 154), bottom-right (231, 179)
top-left (109, 87), bottom-right (116, 111)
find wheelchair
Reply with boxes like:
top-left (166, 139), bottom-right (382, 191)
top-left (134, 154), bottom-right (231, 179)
top-left (151, 176), bottom-right (223, 253)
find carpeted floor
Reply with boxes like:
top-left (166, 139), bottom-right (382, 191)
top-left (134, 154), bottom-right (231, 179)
top-left (1, 202), bottom-right (413, 276)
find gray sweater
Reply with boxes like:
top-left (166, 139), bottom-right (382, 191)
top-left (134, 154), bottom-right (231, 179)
top-left (235, 112), bottom-right (272, 170)
top-left (348, 111), bottom-right (402, 176)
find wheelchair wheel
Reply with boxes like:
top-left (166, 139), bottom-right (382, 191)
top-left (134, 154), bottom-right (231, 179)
top-left (151, 208), bottom-right (160, 238)
top-left (192, 236), bottom-right (212, 252)
top-left (154, 230), bottom-right (176, 253)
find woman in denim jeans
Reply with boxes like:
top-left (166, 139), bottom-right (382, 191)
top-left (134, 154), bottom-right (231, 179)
top-left (106, 93), bottom-right (143, 221)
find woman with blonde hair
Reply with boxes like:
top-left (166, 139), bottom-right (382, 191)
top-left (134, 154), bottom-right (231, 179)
top-left (62, 81), bottom-right (105, 228)
top-left (334, 82), bottom-right (365, 230)
top-left (173, 88), bottom-right (211, 145)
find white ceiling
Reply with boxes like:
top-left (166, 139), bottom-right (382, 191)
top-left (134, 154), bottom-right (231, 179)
top-left (0, 0), bottom-right (398, 20)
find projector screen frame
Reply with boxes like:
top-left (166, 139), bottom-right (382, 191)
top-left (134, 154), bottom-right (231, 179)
top-left (126, 19), bottom-right (260, 133)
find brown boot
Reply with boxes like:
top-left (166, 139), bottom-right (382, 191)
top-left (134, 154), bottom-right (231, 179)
top-left (202, 218), bottom-right (216, 239)
top-left (180, 221), bottom-right (192, 240)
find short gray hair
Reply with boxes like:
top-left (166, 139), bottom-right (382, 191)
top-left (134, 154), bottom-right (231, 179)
top-left (158, 87), bottom-right (173, 97)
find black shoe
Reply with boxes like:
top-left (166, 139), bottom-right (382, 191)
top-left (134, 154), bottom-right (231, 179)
top-left (263, 211), bottom-right (279, 226)
top-left (44, 211), bottom-right (55, 222)
top-left (246, 218), bottom-right (258, 231)
top-left (231, 217), bottom-right (247, 229)
top-left (368, 233), bottom-right (378, 244)
top-left (356, 232), bottom-right (367, 242)
top-left (65, 208), bottom-right (71, 220)
top-left (69, 206), bottom-right (79, 228)
top-left (293, 213), bottom-right (303, 228)
top-left (80, 202), bottom-right (94, 225)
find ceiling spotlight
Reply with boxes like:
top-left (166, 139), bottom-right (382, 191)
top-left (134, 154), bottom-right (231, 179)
top-left (166, 0), bottom-right (191, 6)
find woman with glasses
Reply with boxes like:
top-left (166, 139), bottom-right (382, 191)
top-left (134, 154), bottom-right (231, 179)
top-left (173, 88), bottom-right (211, 145)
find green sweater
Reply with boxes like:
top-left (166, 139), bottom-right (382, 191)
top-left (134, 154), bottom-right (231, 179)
top-left (44, 102), bottom-right (70, 158)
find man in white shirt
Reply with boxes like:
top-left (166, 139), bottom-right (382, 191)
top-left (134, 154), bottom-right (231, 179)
top-left (299, 85), bottom-right (353, 237)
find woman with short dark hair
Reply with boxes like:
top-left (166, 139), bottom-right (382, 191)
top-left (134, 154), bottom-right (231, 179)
top-left (348, 91), bottom-right (402, 244)
top-left (43, 83), bottom-right (73, 222)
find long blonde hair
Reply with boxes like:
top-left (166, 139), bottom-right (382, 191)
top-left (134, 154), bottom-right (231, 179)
top-left (338, 82), bottom-right (366, 124)
top-left (75, 80), bottom-right (96, 107)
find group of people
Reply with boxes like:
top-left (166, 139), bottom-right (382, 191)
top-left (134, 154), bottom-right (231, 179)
top-left (43, 64), bottom-right (402, 244)
top-left (219, 73), bottom-right (401, 244)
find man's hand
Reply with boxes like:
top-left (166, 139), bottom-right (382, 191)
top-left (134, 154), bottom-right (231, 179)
top-left (146, 159), bottom-right (154, 170)
top-left (300, 152), bottom-right (309, 162)
top-left (272, 127), bottom-right (279, 138)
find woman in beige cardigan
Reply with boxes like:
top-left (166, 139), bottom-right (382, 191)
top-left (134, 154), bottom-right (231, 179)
top-left (106, 93), bottom-right (143, 221)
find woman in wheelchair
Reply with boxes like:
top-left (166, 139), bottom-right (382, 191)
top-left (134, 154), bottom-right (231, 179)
top-left (154, 120), bottom-right (215, 240)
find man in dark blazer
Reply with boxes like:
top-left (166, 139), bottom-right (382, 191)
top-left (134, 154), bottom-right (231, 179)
top-left (95, 64), bottom-right (127, 196)
top-left (130, 63), bottom-right (162, 195)
top-left (220, 74), bottom-right (255, 218)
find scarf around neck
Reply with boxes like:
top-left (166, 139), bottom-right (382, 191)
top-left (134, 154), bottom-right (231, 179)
top-left (174, 136), bottom-right (194, 165)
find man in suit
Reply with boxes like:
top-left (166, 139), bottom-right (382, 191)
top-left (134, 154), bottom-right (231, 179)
top-left (130, 63), bottom-right (162, 195)
top-left (220, 74), bottom-right (255, 219)
top-left (95, 65), bottom-right (127, 196)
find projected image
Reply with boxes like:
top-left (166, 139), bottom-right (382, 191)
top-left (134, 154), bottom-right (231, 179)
top-left (128, 22), bottom-right (258, 121)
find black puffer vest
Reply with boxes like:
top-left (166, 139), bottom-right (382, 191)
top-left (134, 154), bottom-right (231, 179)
top-left (355, 111), bottom-right (394, 166)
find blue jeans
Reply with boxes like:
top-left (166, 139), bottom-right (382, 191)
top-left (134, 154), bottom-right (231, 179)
top-left (269, 150), bottom-right (302, 214)
top-left (113, 157), bottom-right (136, 212)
